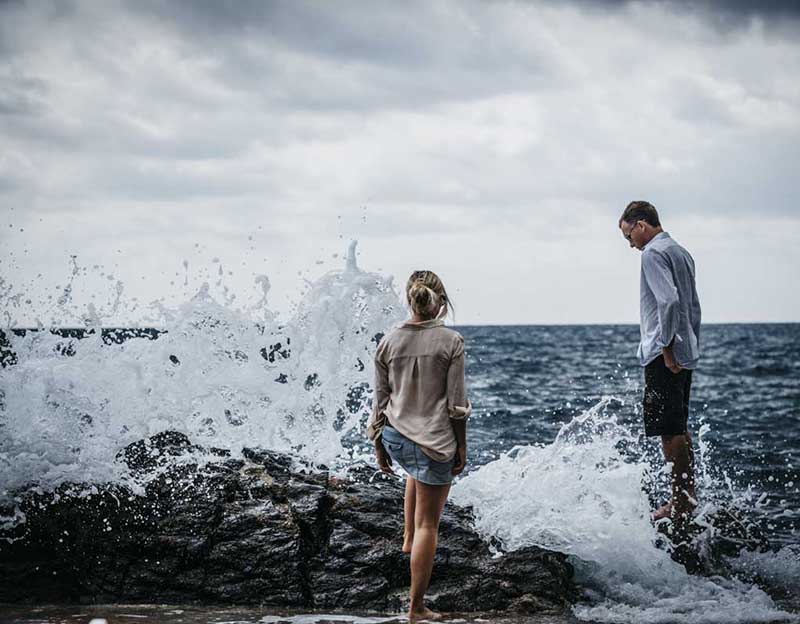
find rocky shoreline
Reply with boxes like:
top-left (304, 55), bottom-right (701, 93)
top-left (0, 431), bottom-right (574, 614)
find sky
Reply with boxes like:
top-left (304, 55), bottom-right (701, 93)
top-left (1, 0), bottom-right (799, 326)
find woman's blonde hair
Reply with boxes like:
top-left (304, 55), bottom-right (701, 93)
top-left (406, 270), bottom-right (453, 320)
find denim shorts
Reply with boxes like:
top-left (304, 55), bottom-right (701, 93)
top-left (381, 424), bottom-right (455, 486)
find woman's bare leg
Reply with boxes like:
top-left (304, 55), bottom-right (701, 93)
top-left (403, 476), bottom-right (416, 553)
top-left (408, 480), bottom-right (450, 621)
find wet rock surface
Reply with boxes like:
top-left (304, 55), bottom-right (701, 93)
top-left (0, 431), bottom-right (574, 613)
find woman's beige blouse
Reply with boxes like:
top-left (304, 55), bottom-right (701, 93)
top-left (366, 318), bottom-right (471, 462)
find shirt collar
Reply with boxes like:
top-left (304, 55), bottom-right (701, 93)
top-left (643, 230), bottom-right (670, 249)
top-left (400, 318), bottom-right (445, 330)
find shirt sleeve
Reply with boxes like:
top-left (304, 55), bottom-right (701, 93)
top-left (446, 336), bottom-right (472, 420)
top-left (642, 249), bottom-right (680, 349)
top-left (366, 338), bottom-right (390, 441)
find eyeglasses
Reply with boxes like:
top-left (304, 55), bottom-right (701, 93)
top-left (623, 220), bottom-right (642, 242)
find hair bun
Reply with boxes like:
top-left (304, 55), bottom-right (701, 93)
top-left (408, 281), bottom-right (438, 316)
top-left (405, 269), bottom-right (451, 320)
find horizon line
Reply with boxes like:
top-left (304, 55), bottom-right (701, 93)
top-left (2, 320), bottom-right (799, 331)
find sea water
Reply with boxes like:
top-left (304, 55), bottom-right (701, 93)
top-left (0, 246), bottom-right (798, 623)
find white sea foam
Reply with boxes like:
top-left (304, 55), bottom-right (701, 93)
top-left (0, 242), bottom-right (403, 502)
top-left (728, 545), bottom-right (800, 598)
top-left (451, 399), bottom-right (798, 623)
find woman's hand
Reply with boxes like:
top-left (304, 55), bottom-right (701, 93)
top-left (375, 440), bottom-right (394, 474)
top-left (452, 445), bottom-right (467, 475)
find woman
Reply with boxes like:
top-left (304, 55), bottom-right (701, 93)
top-left (366, 270), bottom-right (471, 621)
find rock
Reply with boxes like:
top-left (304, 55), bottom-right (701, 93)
top-left (0, 432), bottom-right (573, 613)
top-left (655, 502), bottom-right (772, 575)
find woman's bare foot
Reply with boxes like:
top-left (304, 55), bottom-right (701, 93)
top-left (402, 531), bottom-right (414, 554)
top-left (651, 501), bottom-right (672, 521)
top-left (408, 606), bottom-right (442, 621)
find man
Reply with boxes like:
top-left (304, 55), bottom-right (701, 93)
top-left (619, 201), bottom-right (702, 534)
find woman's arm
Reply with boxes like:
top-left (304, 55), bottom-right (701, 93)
top-left (367, 339), bottom-right (394, 473)
top-left (366, 340), bottom-right (391, 442)
top-left (447, 336), bottom-right (471, 475)
top-left (450, 418), bottom-right (467, 475)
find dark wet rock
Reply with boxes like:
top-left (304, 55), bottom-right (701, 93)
top-left (116, 430), bottom-right (201, 472)
top-left (655, 503), bottom-right (772, 575)
top-left (0, 431), bottom-right (574, 613)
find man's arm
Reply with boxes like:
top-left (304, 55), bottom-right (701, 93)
top-left (662, 336), bottom-right (681, 373)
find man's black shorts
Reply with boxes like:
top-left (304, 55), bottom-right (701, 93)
top-left (643, 355), bottom-right (693, 437)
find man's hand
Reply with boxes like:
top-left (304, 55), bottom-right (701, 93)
top-left (452, 445), bottom-right (467, 475)
top-left (662, 346), bottom-right (683, 374)
top-left (375, 440), bottom-right (394, 474)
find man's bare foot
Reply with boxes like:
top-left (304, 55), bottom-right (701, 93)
top-left (408, 607), bottom-right (442, 621)
top-left (402, 532), bottom-right (414, 554)
top-left (651, 501), bottom-right (672, 521)
top-left (651, 499), bottom-right (698, 523)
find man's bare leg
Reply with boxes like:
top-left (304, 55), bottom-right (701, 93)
top-left (655, 433), bottom-right (696, 530)
top-left (408, 480), bottom-right (450, 621)
top-left (652, 431), bottom-right (695, 521)
top-left (403, 476), bottom-right (416, 553)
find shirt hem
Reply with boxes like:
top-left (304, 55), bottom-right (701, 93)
top-left (386, 416), bottom-right (456, 463)
top-left (639, 352), bottom-right (699, 370)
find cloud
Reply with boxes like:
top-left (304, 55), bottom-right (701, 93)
top-left (575, 0), bottom-right (800, 22)
top-left (0, 0), bottom-right (798, 324)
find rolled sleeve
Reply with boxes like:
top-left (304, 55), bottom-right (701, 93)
top-left (366, 339), bottom-right (391, 441)
top-left (642, 249), bottom-right (680, 349)
top-left (446, 337), bottom-right (471, 420)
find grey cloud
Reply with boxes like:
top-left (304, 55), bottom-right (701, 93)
top-left (0, 0), bottom-right (798, 216)
top-left (2, 110), bottom-right (254, 160)
top-left (576, 0), bottom-right (800, 18)
top-left (0, 0), bottom-right (798, 325)
top-left (132, 0), bottom-right (440, 67)
top-left (0, 0), bottom-right (78, 58)
top-left (87, 166), bottom-right (268, 203)
top-left (672, 0), bottom-right (800, 19)
top-left (0, 174), bottom-right (24, 193)
top-left (663, 130), bottom-right (800, 215)
top-left (566, 0), bottom-right (800, 40)
top-left (1, 1), bottom-right (563, 118)
top-left (668, 77), bottom-right (738, 127)
top-left (0, 69), bottom-right (49, 116)
top-left (123, 1), bottom-right (565, 112)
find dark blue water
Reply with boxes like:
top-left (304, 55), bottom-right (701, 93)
top-left (457, 323), bottom-right (800, 546)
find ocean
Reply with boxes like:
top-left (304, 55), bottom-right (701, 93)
top-left (1, 250), bottom-right (798, 623)
top-left (455, 323), bottom-right (799, 548)
top-left (450, 323), bottom-right (800, 622)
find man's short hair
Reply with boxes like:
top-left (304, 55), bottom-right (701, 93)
top-left (619, 201), bottom-right (660, 227)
